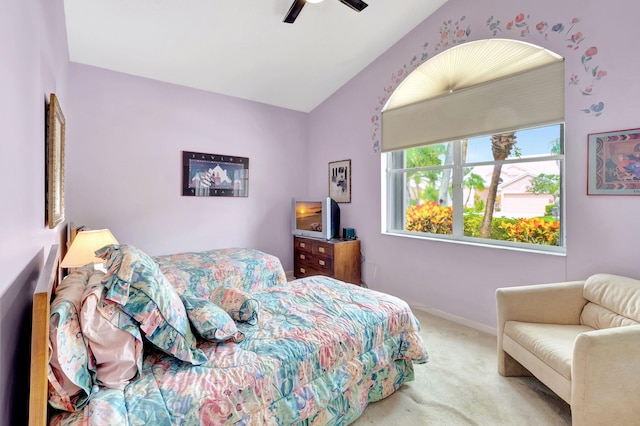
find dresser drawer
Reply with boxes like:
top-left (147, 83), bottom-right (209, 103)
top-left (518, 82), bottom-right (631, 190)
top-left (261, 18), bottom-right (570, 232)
top-left (295, 265), bottom-right (326, 279)
top-left (312, 241), bottom-right (333, 257)
top-left (294, 238), bottom-right (313, 253)
top-left (309, 255), bottom-right (333, 274)
top-left (294, 250), bottom-right (333, 274)
top-left (295, 249), bottom-right (310, 262)
top-left (295, 248), bottom-right (332, 267)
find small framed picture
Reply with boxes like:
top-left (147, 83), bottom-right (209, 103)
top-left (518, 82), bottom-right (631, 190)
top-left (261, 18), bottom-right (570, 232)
top-left (329, 159), bottom-right (351, 203)
top-left (587, 128), bottom-right (640, 195)
top-left (182, 151), bottom-right (249, 197)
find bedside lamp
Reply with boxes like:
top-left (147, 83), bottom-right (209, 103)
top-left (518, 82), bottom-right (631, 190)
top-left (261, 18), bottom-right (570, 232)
top-left (61, 229), bottom-right (118, 272)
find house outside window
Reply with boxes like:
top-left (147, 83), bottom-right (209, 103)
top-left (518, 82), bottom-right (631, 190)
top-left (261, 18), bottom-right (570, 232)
top-left (384, 123), bottom-right (565, 253)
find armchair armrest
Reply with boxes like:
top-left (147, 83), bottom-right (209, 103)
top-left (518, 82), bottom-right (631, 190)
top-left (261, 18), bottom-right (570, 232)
top-left (571, 325), bottom-right (640, 426)
top-left (496, 280), bottom-right (587, 376)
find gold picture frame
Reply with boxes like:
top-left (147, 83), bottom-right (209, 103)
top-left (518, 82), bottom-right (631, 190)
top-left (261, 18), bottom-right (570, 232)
top-left (328, 159), bottom-right (351, 203)
top-left (46, 93), bottom-right (65, 229)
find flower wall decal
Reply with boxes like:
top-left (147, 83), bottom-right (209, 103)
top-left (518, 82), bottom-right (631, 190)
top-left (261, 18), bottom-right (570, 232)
top-left (436, 16), bottom-right (471, 51)
top-left (496, 14), bottom-right (606, 117)
top-left (487, 13), bottom-right (530, 37)
top-left (370, 43), bottom-right (431, 153)
top-left (370, 13), bottom-right (608, 152)
top-left (583, 101), bottom-right (605, 117)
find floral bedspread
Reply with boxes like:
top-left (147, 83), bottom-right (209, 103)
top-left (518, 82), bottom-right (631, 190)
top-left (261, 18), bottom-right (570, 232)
top-left (153, 248), bottom-right (287, 298)
top-left (50, 276), bottom-right (428, 426)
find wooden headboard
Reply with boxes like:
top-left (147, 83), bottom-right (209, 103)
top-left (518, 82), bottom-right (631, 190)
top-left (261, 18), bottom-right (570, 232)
top-left (29, 244), bottom-right (60, 426)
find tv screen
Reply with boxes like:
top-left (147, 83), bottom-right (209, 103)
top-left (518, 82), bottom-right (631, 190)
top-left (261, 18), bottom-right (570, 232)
top-left (295, 201), bottom-right (323, 233)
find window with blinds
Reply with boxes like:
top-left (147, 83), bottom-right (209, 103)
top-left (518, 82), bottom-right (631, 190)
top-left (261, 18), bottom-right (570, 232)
top-left (382, 39), bottom-right (565, 253)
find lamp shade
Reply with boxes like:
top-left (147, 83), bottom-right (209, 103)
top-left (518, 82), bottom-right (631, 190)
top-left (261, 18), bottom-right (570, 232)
top-left (60, 229), bottom-right (119, 268)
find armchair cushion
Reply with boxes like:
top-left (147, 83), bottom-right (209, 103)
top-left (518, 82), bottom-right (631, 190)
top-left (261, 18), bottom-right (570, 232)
top-left (580, 303), bottom-right (638, 329)
top-left (581, 274), bottom-right (640, 327)
top-left (504, 322), bottom-right (592, 380)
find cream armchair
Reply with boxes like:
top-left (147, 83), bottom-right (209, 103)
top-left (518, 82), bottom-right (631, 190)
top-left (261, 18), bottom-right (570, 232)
top-left (496, 274), bottom-right (640, 426)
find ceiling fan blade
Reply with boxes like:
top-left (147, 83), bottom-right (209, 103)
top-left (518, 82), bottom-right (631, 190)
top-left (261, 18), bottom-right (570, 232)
top-left (284, 0), bottom-right (306, 23)
top-left (339, 0), bottom-right (368, 12)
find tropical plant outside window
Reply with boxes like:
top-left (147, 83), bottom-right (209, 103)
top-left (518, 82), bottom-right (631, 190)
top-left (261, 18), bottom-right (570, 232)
top-left (385, 124), bottom-right (564, 252)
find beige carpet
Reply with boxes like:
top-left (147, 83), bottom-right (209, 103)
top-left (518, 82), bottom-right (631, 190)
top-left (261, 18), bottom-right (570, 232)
top-left (354, 309), bottom-right (572, 425)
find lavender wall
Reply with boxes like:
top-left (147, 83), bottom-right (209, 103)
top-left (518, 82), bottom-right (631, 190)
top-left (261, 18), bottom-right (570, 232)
top-left (0, 0), bottom-right (69, 423)
top-left (66, 64), bottom-right (308, 267)
top-left (308, 0), bottom-right (640, 328)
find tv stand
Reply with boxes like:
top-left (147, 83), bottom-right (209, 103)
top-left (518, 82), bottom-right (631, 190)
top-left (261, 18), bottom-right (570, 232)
top-left (293, 236), bottom-right (361, 285)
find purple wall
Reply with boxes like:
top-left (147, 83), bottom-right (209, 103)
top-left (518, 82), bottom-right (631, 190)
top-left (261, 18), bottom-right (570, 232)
top-left (309, 0), bottom-right (640, 328)
top-left (66, 64), bottom-right (308, 267)
top-left (0, 0), bottom-right (69, 423)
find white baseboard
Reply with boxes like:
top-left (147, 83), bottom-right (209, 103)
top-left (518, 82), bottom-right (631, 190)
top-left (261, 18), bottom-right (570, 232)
top-left (410, 303), bottom-right (497, 336)
top-left (285, 270), bottom-right (295, 282)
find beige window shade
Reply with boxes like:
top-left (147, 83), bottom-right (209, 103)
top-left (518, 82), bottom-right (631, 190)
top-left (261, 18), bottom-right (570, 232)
top-left (381, 39), bottom-right (565, 152)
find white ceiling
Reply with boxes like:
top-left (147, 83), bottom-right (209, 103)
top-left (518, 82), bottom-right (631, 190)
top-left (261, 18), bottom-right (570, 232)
top-left (64, 0), bottom-right (449, 112)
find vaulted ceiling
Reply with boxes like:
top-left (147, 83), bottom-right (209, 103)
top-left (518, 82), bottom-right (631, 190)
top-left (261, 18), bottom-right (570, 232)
top-left (64, 0), bottom-right (449, 112)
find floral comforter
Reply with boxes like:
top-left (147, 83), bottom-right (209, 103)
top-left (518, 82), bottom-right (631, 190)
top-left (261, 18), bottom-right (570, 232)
top-left (154, 248), bottom-right (287, 297)
top-left (50, 276), bottom-right (428, 426)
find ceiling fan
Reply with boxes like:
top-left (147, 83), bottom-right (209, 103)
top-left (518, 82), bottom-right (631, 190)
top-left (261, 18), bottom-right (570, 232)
top-left (283, 0), bottom-right (368, 24)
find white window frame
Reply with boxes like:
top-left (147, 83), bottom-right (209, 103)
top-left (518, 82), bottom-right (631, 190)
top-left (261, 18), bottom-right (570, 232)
top-left (382, 125), bottom-right (566, 255)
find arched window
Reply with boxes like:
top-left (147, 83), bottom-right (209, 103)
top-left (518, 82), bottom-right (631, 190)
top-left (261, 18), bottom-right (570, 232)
top-left (382, 39), bottom-right (565, 253)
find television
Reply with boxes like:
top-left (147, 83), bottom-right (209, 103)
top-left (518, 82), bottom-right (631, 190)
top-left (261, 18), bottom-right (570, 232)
top-left (291, 197), bottom-right (340, 240)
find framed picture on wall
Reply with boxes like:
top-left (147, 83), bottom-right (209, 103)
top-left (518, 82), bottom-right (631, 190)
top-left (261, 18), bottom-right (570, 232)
top-left (182, 151), bottom-right (249, 197)
top-left (46, 93), bottom-right (65, 229)
top-left (329, 159), bottom-right (351, 203)
top-left (587, 128), bottom-right (640, 195)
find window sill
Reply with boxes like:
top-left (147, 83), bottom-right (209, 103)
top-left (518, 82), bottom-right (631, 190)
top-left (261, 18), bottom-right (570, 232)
top-left (381, 230), bottom-right (566, 256)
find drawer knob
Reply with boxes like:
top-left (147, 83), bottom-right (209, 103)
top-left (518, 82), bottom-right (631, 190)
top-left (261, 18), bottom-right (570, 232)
top-left (299, 267), bottom-right (306, 274)
top-left (300, 242), bottom-right (306, 248)
top-left (319, 247), bottom-right (325, 253)
top-left (318, 259), bottom-right (325, 266)
top-left (299, 254), bottom-right (305, 260)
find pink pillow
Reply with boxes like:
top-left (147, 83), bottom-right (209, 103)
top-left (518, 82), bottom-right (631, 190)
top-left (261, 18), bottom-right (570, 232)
top-left (80, 271), bottom-right (143, 390)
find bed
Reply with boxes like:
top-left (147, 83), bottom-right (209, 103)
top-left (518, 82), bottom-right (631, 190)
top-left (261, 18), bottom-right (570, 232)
top-left (30, 244), bottom-right (428, 425)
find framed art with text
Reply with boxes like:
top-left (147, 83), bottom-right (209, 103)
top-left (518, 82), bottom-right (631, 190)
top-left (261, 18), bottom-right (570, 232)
top-left (182, 151), bottom-right (249, 197)
top-left (46, 93), bottom-right (65, 228)
top-left (329, 159), bottom-right (351, 203)
top-left (588, 128), bottom-right (640, 195)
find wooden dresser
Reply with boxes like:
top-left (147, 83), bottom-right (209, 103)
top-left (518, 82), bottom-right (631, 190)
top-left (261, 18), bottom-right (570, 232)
top-left (293, 236), bottom-right (361, 285)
